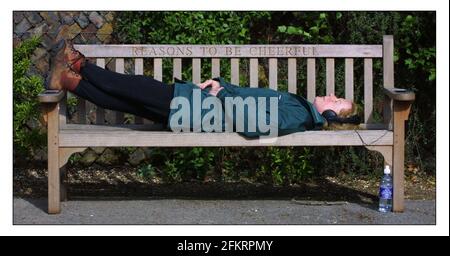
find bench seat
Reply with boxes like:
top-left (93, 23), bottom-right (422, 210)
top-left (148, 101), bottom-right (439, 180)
top-left (59, 124), bottom-right (393, 147)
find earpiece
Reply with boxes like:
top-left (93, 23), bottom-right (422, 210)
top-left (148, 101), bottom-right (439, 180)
top-left (322, 109), bottom-right (361, 124)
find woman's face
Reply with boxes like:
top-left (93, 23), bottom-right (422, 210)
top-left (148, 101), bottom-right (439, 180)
top-left (313, 94), bottom-right (353, 114)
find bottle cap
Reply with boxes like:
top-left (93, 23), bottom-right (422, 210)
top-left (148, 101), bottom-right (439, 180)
top-left (384, 165), bottom-right (391, 175)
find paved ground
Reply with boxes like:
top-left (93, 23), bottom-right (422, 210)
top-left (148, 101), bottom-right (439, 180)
top-left (13, 198), bottom-right (435, 225)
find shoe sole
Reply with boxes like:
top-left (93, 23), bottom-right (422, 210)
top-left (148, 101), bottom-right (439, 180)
top-left (45, 39), bottom-right (66, 90)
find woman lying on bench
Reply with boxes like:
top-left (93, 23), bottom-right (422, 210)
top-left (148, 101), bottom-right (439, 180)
top-left (46, 40), bottom-right (360, 138)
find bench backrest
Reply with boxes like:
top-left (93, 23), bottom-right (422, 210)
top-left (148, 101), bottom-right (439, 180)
top-left (68, 35), bottom-right (394, 128)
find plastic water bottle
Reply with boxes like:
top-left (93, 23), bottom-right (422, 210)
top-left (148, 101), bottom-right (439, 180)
top-left (378, 165), bottom-right (393, 213)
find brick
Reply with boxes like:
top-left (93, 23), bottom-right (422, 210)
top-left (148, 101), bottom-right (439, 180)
top-left (47, 24), bottom-right (60, 39)
top-left (97, 22), bottom-right (113, 42)
top-left (14, 18), bottom-right (32, 35)
top-left (79, 148), bottom-right (98, 166)
top-left (26, 11), bottom-right (43, 24)
top-left (55, 25), bottom-right (69, 41)
top-left (33, 58), bottom-right (49, 75)
top-left (67, 23), bottom-right (82, 39)
top-left (88, 11), bottom-right (104, 29)
top-left (40, 34), bottom-right (54, 50)
top-left (72, 34), bottom-right (85, 44)
top-left (13, 12), bottom-right (25, 24)
top-left (128, 148), bottom-right (146, 166)
top-left (30, 23), bottom-right (48, 38)
top-left (31, 47), bottom-right (48, 62)
top-left (61, 13), bottom-right (75, 25)
top-left (104, 12), bottom-right (115, 22)
top-left (75, 13), bottom-right (89, 28)
top-left (40, 11), bottom-right (60, 25)
top-left (97, 148), bottom-right (120, 165)
top-left (92, 147), bottom-right (106, 154)
top-left (81, 23), bottom-right (98, 43)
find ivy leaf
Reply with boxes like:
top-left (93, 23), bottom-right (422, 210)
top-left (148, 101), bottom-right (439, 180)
top-left (286, 26), bottom-right (298, 35)
top-left (428, 69), bottom-right (436, 81)
top-left (310, 26), bottom-right (319, 34)
top-left (277, 25), bottom-right (287, 33)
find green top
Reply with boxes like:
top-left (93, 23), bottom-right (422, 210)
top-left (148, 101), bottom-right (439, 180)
top-left (168, 77), bottom-right (325, 138)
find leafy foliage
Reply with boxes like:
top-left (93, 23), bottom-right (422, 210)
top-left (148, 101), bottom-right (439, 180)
top-left (13, 37), bottom-right (46, 158)
top-left (116, 11), bottom-right (270, 84)
top-left (274, 12), bottom-right (436, 174)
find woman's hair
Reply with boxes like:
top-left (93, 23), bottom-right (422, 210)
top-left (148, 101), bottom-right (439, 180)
top-left (323, 102), bottom-right (362, 130)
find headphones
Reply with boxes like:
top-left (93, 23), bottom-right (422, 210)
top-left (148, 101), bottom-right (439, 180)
top-left (321, 109), bottom-right (361, 125)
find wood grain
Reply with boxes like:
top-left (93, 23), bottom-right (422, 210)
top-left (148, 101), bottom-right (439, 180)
top-left (75, 44), bottom-right (383, 58)
top-left (59, 129), bottom-right (393, 147)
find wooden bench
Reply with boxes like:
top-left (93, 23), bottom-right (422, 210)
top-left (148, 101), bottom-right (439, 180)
top-left (38, 35), bottom-right (415, 214)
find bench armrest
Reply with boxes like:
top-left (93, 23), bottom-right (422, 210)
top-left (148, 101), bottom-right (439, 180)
top-left (38, 90), bottom-right (66, 103)
top-left (384, 88), bottom-right (415, 101)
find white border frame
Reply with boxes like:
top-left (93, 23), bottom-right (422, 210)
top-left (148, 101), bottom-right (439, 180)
top-left (1, 0), bottom-right (448, 236)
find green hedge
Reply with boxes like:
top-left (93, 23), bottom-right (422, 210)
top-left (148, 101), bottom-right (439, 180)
top-left (13, 37), bottom-right (46, 159)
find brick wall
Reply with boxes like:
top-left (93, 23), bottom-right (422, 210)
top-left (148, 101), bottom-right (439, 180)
top-left (14, 11), bottom-right (115, 76)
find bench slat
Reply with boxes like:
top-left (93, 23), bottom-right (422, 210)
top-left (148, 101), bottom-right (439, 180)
top-left (307, 58), bottom-right (316, 102)
top-left (142, 58), bottom-right (163, 125)
top-left (134, 58), bottom-right (144, 124)
top-left (95, 58), bottom-right (106, 125)
top-left (74, 44), bottom-right (383, 58)
top-left (231, 58), bottom-right (239, 85)
top-left (345, 58), bottom-right (354, 101)
top-left (249, 58), bottom-right (258, 88)
top-left (326, 58), bottom-right (335, 96)
top-left (59, 129), bottom-right (393, 147)
top-left (62, 122), bottom-right (386, 131)
top-left (173, 58), bottom-right (182, 81)
top-left (192, 58), bottom-right (201, 84)
top-left (114, 58), bottom-right (125, 124)
top-left (59, 93), bottom-right (67, 128)
top-left (212, 58), bottom-right (220, 77)
top-left (364, 58), bottom-right (373, 123)
top-left (154, 58), bottom-right (163, 82)
top-left (288, 58), bottom-right (297, 94)
top-left (269, 58), bottom-right (277, 90)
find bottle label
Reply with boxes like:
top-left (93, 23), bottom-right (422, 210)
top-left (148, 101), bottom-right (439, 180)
top-left (380, 187), bottom-right (393, 199)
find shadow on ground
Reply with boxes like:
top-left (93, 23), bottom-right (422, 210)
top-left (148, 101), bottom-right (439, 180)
top-left (18, 176), bottom-right (379, 214)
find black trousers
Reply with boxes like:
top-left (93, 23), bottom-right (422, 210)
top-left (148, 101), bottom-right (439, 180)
top-left (72, 62), bottom-right (174, 124)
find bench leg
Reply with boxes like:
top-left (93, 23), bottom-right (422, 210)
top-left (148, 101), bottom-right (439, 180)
top-left (48, 146), bottom-right (61, 214)
top-left (60, 164), bottom-right (68, 202)
top-left (58, 147), bottom-right (87, 203)
top-left (47, 103), bottom-right (61, 214)
top-left (392, 124), bottom-right (405, 213)
top-left (392, 101), bottom-right (412, 213)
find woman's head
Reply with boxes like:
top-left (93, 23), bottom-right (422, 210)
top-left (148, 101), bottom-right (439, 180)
top-left (313, 94), bottom-right (359, 129)
top-left (313, 94), bottom-right (353, 116)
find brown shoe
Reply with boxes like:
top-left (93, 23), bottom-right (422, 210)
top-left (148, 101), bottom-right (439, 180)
top-left (45, 39), bottom-right (84, 90)
top-left (60, 69), bottom-right (82, 92)
top-left (45, 63), bottom-right (81, 91)
top-left (62, 39), bottom-right (86, 73)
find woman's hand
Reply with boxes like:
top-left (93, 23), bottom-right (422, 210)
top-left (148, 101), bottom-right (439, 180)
top-left (198, 79), bottom-right (223, 97)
